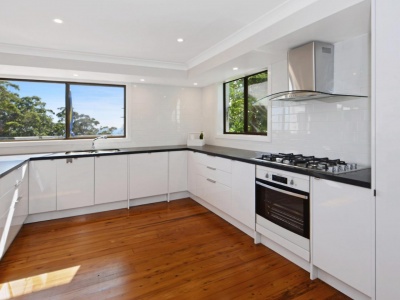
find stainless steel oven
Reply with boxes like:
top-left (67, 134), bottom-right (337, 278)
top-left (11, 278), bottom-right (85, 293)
top-left (255, 165), bottom-right (310, 260)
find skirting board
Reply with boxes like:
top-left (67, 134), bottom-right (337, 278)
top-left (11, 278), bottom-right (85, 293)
top-left (26, 191), bottom-right (189, 223)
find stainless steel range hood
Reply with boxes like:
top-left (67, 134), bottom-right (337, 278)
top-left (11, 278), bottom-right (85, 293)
top-left (265, 41), bottom-right (367, 101)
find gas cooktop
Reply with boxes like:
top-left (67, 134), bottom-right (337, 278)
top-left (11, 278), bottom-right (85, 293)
top-left (253, 153), bottom-right (361, 174)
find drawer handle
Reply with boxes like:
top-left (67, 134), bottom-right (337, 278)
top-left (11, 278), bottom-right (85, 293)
top-left (14, 180), bottom-right (22, 188)
top-left (207, 178), bottom-right (216, 184)
top-left (207, 166), bottom-right (216, 170)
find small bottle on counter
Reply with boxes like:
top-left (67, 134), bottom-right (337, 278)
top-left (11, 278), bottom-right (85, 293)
top-left (199, 132), bottom-right (204, 140)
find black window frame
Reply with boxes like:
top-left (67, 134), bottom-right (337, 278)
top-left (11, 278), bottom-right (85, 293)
top-left (0, 78), bottom-right (126, 141)
top-left (223, 70), bottom-right (268, 136)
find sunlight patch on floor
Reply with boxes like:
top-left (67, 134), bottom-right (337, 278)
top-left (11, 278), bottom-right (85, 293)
top-left (0, 265), bottom-right (80, 299)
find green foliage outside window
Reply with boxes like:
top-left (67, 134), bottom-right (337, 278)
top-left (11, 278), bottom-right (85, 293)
top-left (224, 71), bottom-right (268, 135)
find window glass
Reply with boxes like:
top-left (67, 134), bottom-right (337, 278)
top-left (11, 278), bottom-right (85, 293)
top-left (247, 72), bottom-right (268, 134)
top-left (0, 79), bottom-right (125, 142)
top-left (69, 84), bottom-right (125, 137)
top-left (0, 80), bottom-right (65, 141)
top-left (225, 78), bottom-right (245, 133)
top-left (223, 71), bottom-right (268, 135)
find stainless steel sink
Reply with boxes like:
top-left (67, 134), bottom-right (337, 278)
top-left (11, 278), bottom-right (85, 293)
top-left (64, 149), bottom-right (120, 155)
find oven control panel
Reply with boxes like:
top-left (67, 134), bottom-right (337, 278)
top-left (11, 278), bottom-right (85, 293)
top-left (256, 165), bottom-right (310, 192)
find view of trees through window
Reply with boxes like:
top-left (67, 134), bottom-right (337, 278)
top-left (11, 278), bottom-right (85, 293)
top-left (224, 71), bottom-right (268, 135)
top-left (0, 79), bottom-right (125, 141)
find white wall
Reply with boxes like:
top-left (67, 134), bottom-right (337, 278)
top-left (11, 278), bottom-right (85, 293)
top-left (202, 34), bottom-right (371, 166)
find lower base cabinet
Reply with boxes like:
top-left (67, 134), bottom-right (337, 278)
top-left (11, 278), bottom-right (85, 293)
top-left (95, 155), bottom-right (128, 204)
top-left (312, 178), bottom-right (374, 297)
top-left (0, 163), bottom-right (28, 259)
top-left (196, 174), bottom-right (231, 213)
top-left (129, 152), bottom-right (168, 199)
top-left (231, 161), bottom-right (255, 230)
top-left (56, 157), bottom-right (95, 210)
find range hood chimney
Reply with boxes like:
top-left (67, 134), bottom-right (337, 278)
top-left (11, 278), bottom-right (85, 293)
top-left (265, 41), bottom-right (367, 101)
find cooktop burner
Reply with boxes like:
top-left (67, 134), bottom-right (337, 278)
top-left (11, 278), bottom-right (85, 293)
top-left (254, 153), bottom-right (359, 174)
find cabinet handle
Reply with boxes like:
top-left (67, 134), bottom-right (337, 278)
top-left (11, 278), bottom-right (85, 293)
top-left (207, 166), bottom-right (216, 170)
top-left (14, 180), bottom-right (22, 188)
top-left (207, 178), bottom-right (216, 184)
top-left (66, 158), bottom-right (73, 164)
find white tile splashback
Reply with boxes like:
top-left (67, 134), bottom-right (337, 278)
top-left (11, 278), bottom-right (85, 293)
top-left (130, 84), bottom-right (203, 147)
top-left (270, 97), bottom-right (371, 165)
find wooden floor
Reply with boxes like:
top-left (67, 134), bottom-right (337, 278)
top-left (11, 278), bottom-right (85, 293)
top-left (0, 198), bottom-right (349, 300)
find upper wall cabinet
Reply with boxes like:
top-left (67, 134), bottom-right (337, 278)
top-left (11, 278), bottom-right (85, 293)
top-left (129, 152), bottom-right (168, 199)
top-left (95, 155), bottom-right (128, 205)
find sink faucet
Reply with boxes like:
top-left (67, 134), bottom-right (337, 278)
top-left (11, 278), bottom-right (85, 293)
top-left (92, 135), bottom-right (107, 150)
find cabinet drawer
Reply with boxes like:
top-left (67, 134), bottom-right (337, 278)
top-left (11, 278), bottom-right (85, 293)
top-left (194, 153), bottom-right (232, 173)
top-left (196, 175), bottom-right (231, 213)
top-left (197, 164), bottom-right (231, 187)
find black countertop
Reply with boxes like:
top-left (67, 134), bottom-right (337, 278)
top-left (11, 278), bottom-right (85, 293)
top-left (0, 144), bottom-right (371, 188)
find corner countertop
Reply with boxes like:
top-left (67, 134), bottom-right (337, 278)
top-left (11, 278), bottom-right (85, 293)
top-left (0, 144), bottom-right (371, 188)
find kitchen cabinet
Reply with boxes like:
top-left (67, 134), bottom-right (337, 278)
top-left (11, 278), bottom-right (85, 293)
top-left (129, 152), bottom-right (168, 199)
top-left (194, 153), bottom-right (232, 213)
top-left (95, 155), bottom-right (128, 204)
top-left (231, 161), bottom-right (255, 229)
top-left (0, 163), bottom-right (28, 259)
top-left (374, 1), bottom-right (400, 299)
top-left (5, 164), bottom-right (28, 252)
top-left (312, 178), bottom-right (373, 297)
top-left (168, 151), bottom-right (187, 193)
top-left (187, 151), bottom-right (197, 196)
top-left (56, 157), bottom-right (95, 210)
top-left (29, 160), bottom-right (57, 214)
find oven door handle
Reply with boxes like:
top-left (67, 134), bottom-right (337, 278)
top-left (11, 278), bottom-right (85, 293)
top-left (256, 181), bottom-right (309, 200)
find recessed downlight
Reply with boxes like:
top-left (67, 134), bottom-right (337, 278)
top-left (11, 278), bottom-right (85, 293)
top-left (233, 67), bottom-right (239, 71)
top-left (140, 79), bottom-right (145, 82)
top-left (53, 18), bottom-right (63, 24)
top-left (177, 38), bottom-right (184, 43)
top-left (73, 74), bottom-right (79, 77)
top-left (193, 83), bottom-right (198, 86)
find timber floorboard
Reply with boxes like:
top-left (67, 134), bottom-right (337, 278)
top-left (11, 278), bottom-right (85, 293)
top-left (0, 198), bottom-right (350, 299)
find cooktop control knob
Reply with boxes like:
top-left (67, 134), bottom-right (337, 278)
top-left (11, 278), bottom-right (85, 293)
top-left (289, 179), bottom-right (294, 186)
top-left (265, 173), bottom-right (269, 179)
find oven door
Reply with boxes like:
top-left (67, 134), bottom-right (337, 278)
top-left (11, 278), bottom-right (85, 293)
top-left (256, 179), bottom-right (310, 239)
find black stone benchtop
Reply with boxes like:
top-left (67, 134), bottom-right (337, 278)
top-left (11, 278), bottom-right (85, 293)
top-left (0, 144), bottom-right (371, 188)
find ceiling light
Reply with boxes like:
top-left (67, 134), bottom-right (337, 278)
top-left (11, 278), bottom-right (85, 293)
top-left (177, 38), bottom-right (184, 43)
top-left (233, 67), bottom-right (239, 71)
top-left (73, 74), bottom-right (79, 77)
top-left (193, 83), bottom-right (198, 86)
top-left (140, 79), bottom-right (145, 82)
top-left (53, 18), bottom-right (63, 24)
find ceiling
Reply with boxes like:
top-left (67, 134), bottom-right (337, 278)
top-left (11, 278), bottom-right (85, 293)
top-left (0, 0), bottom-right (371, 87)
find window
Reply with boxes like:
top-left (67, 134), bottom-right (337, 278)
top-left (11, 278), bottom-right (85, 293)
top-left (223, 71), bottom-right (268, 135)
top-left (0, 79), bottom-right (125, 141)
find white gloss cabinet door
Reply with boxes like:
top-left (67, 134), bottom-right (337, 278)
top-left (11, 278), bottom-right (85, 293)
top-left (129, 152), bottom-right (168, 199)
top-left (231, 161), bottom-right (255, 229)
top-left (312, 178), bottom-right (373, 296)
top-left (29, 160), bottom-right (57, 214)
top-left (196, 175), bottom-right (231, 213)
top-left (56, 157), bottom-right (95, 210)
top-left (168, 151), bottom-right (187, 193)
top-left (187, 151), bottom-right (197, 196)
top-left (95, 155), bottom-right (128, 204)
top-left (6, 163), bottom-right (29, 251)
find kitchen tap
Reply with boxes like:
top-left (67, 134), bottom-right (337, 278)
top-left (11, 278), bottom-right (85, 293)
top-left (92, 135), bottom-right (107, 150)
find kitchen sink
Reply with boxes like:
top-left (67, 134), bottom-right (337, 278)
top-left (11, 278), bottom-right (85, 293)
top-left (64, 149), bottom-right (120, 155)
